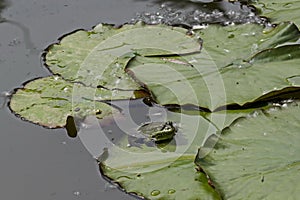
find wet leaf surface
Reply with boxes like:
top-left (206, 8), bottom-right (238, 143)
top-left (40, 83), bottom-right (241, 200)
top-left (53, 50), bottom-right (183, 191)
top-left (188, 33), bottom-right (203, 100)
top-left (9, 76), bottom-right (137, 128)
top-left (101, 159), bottom-right (221, 200)
top-left (128, 22), bottom-right (300, 110)
top-left (100, 111), bottom-right (221, 200)
top-left (45, 23), bottom-right (200, 89)
top-left (195, 101), bottom-right (300, 199)
top-left (252, 0), bottom-right (300, 27)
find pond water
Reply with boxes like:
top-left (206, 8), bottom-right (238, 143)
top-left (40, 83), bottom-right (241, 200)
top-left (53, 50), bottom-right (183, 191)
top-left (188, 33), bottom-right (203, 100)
top-left (0, 0), bottom-right (264, 199)
top-left (0, 0), bottom-right (154, 199)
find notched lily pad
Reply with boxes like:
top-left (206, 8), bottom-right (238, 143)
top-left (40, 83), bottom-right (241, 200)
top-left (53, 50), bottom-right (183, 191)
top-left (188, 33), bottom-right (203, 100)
top-left (8, 76), bottom-right (138, 128)
top-left (45, 22), bottom-right (201, 90)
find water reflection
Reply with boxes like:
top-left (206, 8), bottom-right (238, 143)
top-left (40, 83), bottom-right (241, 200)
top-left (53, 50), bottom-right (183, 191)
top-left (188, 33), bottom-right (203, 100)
top-left (132, 0), bottom-right (267, 26)
top-left (0, 0), bottom-right (39, 54)
top-left (1, 19), bottom-right (40, 54)
top-left (72, 98), bottom-right (184, 158)
top-left (0, 0), bottom-right (9, 23)
top-left (0, 91), bottom-right (11, 109)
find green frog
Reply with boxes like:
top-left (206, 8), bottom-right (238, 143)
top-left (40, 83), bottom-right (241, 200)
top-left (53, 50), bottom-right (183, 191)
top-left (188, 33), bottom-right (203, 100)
top-left (138, 121), bottom-right (177, 142)
top-left (128, 121), bottom-right (177, 147)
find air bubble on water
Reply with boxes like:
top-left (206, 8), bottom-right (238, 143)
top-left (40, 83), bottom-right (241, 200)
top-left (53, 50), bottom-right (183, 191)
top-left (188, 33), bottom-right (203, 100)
top-left (152, 112), bottom-right (163, 116)
top-left (1, 91), bottom-right (11, 97)
top-left (1, 91), bottom-right (12, 109)
top-left (73, 191), bottom-right (81, 196)
top-left (8, 38), bottom-right (21, 47)
top-left (193, 10), bottom-right (201, 21)
top-left (248, 12), bottom-right (255, 17)
top-left (131, 2), bottom-right (266, 27)
top-left (54, 76), bottom-right (59, 81)
top-left (212, 9), bottom-right (223, 18)
top-left (127, 143), bottom-right (131, 147)
top-left (227, 10), bottom-right (235, 16)
top-left (104, 182), bottom-right (118, 191)
top-left (263, 132), bottom-right (267, 136)
top-left (80, 122), bottom-right (89, 129)
top-left (223, 21), bottom-right (235, 26)
top-left (223, 49), bottom-right (230, 53)
top-left (62, 141), bottom-right (67, 145)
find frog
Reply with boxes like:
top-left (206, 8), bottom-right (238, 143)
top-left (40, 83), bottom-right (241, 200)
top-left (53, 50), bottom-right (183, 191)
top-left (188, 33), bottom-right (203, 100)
top-left (128, 121), bottom-right (177, 148)
top-left (138, 121), bottom-right (177, 142)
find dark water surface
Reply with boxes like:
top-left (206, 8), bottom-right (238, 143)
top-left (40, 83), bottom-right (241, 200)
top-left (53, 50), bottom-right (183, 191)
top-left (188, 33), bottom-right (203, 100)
top-left (0, 0), bottom-right (155, 199)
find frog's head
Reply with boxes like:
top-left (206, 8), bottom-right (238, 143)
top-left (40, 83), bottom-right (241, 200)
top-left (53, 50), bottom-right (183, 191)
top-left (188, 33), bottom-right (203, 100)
top-left (150, 121), bottom-right (177, 142)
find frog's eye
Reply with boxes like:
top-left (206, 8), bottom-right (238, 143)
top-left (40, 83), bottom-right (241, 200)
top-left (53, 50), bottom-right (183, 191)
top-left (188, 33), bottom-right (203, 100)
top-left (166, 121), bottom-right (173, 126)
top-left (163, 125), bottom-right (172, 131)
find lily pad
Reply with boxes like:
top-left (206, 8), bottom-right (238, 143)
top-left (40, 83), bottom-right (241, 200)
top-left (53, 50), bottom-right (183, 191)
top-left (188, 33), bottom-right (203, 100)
top-left (45, 23), bottom-right (201, 89)
top-left (100, 111), bottom-right (221, 199)
top-left (127, 22), bottom-right (300, 110)
top-left (101, 158), bottom-right (220, 200)
top-left (9, 76), bottom-right (137, 128)
top-left (195, 101), bottom-right (300, 199)
top-left (252, 0), bottom-right (300, 28)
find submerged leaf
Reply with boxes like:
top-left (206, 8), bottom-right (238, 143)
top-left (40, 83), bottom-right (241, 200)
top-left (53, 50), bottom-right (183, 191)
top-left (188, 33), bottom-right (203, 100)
top-left (195, 101), bottom-right (300, 199)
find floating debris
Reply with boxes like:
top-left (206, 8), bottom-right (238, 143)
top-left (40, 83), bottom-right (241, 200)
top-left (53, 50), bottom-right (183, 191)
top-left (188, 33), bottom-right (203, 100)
top-left (131, 1), bottom-right (267, 27)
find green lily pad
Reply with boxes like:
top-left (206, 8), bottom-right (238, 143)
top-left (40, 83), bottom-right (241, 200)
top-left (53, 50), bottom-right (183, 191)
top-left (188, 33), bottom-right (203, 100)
top-left (127, 22), bottom-right (300, 110)
top-left (194, 22), bottom-right (299, 69)
top-left (101, 158), bottom-right (220, 200)
top-left (100, 111), bottom-right (221, 199)
top-left (45, 23), bottom-right (201, 89)
top-left (252, 0), bottom-right (300, 27)
top-left (205, 107), bottom-right (267, 130)
top-left (9, 76), bottom-right (137, 128)
top-left (195, 101), bottom-right (300, 199)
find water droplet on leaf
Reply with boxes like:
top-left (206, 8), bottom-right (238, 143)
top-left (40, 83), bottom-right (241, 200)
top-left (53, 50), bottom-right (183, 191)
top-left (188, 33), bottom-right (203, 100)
top-left (168, 189), bottom-right (176, 194)
top-left (151, 190), bottom-right (160, 196)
